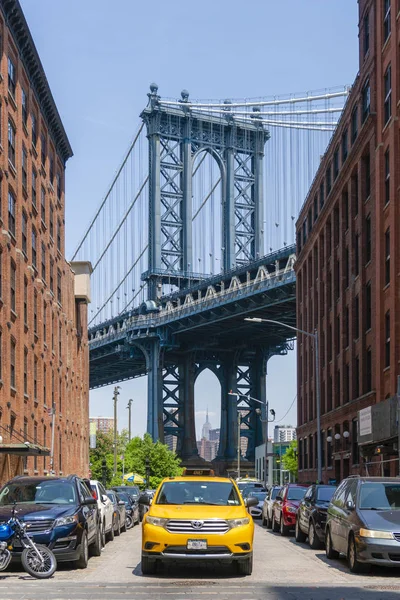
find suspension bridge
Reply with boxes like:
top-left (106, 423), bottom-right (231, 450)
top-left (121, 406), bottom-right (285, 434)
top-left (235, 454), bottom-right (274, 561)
top-left (73, 84), bottom-right (349, 472)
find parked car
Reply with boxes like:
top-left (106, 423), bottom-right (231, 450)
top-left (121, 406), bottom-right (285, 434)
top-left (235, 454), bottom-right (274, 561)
top-left (295, 484), bottom-right (336, 548)
top-left (242, 485), bottom-right (266, 500)
top-left (117, 491), bottom-right (140, 528)
top-left (88, 480), bottom-right (114, 545)
top-left (112, 485), bottom-right (145, 521)
top-left (272, 483), bottom-right (308, 536)
top-left (237, 480), bottom-right (264, 495)
top-left (0, 475), bottom-right (101, 569)
top-left (262, 486), bottom-right (281, 528)
top-left (325, 476), bottom-right (400, 573)
top-left (247, 491), bottom-right (267, 519)
top-left (106, 490), bottom-right (127, 536)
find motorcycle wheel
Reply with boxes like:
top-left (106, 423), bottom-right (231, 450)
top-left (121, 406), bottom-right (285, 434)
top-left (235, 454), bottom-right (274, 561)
top-left (21, 544), bottom-right (57, 579)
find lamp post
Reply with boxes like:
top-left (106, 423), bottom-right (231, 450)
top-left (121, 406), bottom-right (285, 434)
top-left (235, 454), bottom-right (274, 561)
top-left (237, 411), bottom-right (241, 479)
top-left (245, 317), bottom-right (322, 483)
top-left (127, 399), bottom-right (133, 441)
top-left (228, 391), bottom-right (275, 484)
top-left (113, 386), bottom-right (121, 476)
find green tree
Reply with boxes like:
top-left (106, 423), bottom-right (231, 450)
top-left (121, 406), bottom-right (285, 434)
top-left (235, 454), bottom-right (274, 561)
top-left (281, 440), bottom-right (298, 480)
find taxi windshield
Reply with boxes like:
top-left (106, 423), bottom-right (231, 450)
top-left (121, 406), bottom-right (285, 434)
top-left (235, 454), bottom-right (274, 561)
top-left (156, 481), bottom-right (241, 506)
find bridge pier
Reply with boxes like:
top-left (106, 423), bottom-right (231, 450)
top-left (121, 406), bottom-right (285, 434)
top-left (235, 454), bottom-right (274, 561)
top-left (146, 339), bottom-right (163, 441)
top-left (179, 356), bottom-right (199, 461)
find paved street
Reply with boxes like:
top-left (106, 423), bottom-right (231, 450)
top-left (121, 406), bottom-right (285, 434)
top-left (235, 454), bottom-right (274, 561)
top-left (1, 522), bottom-right (400, 598)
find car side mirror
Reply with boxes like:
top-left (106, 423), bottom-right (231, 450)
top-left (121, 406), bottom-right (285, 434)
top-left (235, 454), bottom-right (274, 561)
top-left (83, 497), bottom-right (97, 506)
top-left (346, 500), bottom-right (354, 510)
top-left (138, 493), bottom-right (150, 506)
top-left (245, 497), bottom-right (259, 508)
top-left (276, 495), bottom-right (283, 502)
top-left (101, 494), bottom-right (108, 503)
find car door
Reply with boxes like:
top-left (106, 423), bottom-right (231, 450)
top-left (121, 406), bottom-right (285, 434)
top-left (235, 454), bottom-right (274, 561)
top-left (79, 480), bottom-right (96, 542)
top-left (341, 479), bottom-right (358, 553)
top-left (332, 480), bottom-right (350, 553)
top-left (275, 485), bottom-right (286, 523)
top-left (98, 482), bottom-right (113, 531)
top-left (300, 486), bottom-right (313, 533)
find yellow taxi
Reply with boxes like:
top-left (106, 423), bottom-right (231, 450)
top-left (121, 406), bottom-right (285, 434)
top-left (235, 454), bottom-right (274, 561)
top-left (139, 468), bottom-right (257, 575)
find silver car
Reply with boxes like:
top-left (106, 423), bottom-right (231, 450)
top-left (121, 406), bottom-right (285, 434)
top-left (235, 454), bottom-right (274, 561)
top-left (262, 486), bottom-right (281, 528)
top-left (248, 491), bottom-right (267, 519)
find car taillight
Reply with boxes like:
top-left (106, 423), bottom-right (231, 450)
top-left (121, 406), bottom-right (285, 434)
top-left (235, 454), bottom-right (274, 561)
top-left (91, 490), bottom-right (98, 500)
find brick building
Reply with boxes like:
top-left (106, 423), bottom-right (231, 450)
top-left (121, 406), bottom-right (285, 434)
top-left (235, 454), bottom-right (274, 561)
top-left (0, 0), bottom-right (90, 484)
top-left (295, 0), bottom-right (399, 483)
top-left (89, 417), bottom-right (114, 436)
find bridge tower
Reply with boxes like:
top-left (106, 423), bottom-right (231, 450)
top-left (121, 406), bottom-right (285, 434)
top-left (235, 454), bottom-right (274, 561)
top-left (140, 84), bottom-right (271, 468)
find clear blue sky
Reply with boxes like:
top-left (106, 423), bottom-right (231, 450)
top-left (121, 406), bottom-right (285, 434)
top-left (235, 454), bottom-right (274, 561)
top-left (20, 0), bottom-right (359, 439)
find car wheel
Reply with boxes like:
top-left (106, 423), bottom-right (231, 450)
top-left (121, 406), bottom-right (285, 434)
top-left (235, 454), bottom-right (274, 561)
top-left (115, 515), bottom-right (121, 537)
top-left (308, 521), bottom-right (321, 549)
top-left (100, 521), bottom-right (106, 548)
top-left (90, 522), bottom-right (102, 557)
top-left (348, 535), bottom-right (371, 574)
top-left (280, 517), bottom-right (290, 537)
top-left (120, 517), bottom-right (127, 533)
top-left (262, 510), bottom-right (268, 527)
top-left (325, 528), bottom-right (339, 559)
top-left (295, 518), bottom-right (307, 543)
top-left (236, 554), bottom-right (253, 576)
top-left (75, 531), bottom-right (89, 569)
top-left (272, 514), bottom-right (280, 532)
top-left (266, 512), bottom-right (273, 529)
top-left (141, 555), bottom-right (156, 575)
top-left (106, 519), bottom-right (115, 542)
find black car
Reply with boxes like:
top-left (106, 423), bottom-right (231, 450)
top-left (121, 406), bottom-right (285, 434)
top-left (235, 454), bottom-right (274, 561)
top-left (106, 490), bottom-right (127, 536)
top-left (325, 476), bottom-right (400, 573)
top-left (295, 484), bottom-right (336, 548)
top-left (117, 491), bottom-right (139, 527)
top-left (0, 475), bottom-right (101, 569)
top-left (112, 485), bottom-right (145, 521)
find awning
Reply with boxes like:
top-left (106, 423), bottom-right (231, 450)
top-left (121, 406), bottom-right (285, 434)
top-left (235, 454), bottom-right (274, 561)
top-left (0, 444), bottom-right (50, 457)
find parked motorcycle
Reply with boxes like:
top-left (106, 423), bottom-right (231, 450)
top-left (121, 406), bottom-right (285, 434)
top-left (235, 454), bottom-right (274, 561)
top-left (0, 506), bottom-right (57, 578)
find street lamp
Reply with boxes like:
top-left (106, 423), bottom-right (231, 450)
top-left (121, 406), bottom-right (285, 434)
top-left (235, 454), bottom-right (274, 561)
top-left (228, 391), bottom-right (274, 485)
top-left (127, 399), bottom-right (133, 441)
top-left (113, 386), bottom-right (121, 476)
top-left (245, 316), bottom-right (322, 483)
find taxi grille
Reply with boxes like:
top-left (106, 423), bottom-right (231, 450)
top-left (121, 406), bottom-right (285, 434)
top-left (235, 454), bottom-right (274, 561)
top-left (23, 519), bottom-right (54, 533)
top-left (166, 519), bottom-right (229, 534)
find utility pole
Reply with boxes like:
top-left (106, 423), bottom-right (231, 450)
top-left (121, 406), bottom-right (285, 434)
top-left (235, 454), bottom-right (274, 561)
top-left (113, 386), bottom-right (121, 476)
top-left (127, 399), bottom-right (133, 441)
top-left (237, 412), bottom-right (241, 479)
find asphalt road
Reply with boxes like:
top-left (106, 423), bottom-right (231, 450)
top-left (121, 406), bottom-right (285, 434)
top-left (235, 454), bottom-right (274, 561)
top-left (1, 521), bottom-right (400, 599)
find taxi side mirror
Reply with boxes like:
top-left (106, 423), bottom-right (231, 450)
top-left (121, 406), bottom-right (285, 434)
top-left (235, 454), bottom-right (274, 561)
top-left (138, 493), bottom-right (150, 506)
top-left (245, 497), bottom-right (259, 508)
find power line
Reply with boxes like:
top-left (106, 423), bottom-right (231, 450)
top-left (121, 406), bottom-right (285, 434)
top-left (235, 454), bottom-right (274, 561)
top-left (276, 393), bottom-right (297, 423)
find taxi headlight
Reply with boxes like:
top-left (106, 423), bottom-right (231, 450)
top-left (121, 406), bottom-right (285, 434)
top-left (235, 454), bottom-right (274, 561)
top-left (54, 515), bottom-right (79, 527)
top-left (227, 518), bottom-right (250, 529)
top-left (359, 528), bottom-right (393, 539)
top-left (146, 516), bottom-right (168, 527)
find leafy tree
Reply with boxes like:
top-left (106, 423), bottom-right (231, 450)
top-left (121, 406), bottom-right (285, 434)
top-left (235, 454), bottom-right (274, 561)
top-left (281, 440), bottom-right (298, 480)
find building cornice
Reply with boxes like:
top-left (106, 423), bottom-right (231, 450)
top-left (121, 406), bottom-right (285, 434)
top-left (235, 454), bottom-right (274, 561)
top-left (1, 0), bottom-right (73, 164)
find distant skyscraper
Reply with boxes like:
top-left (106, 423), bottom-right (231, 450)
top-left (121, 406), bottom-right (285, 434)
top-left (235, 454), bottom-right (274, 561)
top-left (89, 417), bottom-right (115, 435)
top-left (274, 425), bottom-right (296, 443)
top-left (201, 408), bottom-right (212, 440)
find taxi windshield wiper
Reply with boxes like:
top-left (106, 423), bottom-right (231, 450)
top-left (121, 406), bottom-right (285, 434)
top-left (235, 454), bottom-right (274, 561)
top-left (183, 501), bottom-right (222, 505)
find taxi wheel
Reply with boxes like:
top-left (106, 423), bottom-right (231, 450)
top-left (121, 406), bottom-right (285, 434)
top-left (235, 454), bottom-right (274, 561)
top-left (236, 555), bottom-right (253, 576)
top-left (141, 556), bottom-right (156, 575)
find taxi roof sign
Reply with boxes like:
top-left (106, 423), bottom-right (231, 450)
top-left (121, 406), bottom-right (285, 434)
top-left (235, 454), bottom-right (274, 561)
top-left (182, 467), bottom-right (215, 477)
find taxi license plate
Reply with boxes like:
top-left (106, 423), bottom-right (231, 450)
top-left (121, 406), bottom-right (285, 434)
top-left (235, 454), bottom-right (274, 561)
top-left (187, 539), bottom-right (207, 550)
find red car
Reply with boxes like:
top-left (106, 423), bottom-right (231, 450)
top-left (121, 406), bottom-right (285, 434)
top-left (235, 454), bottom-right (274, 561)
top-left (272, 484), bottom-right (308, 536)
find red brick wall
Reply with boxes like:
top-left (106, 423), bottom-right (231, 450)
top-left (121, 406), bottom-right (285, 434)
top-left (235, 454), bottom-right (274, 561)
top-left (0, 11), bottom-right (89, 485)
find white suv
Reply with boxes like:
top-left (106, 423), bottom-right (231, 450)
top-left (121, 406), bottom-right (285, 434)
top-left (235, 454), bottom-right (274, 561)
top-left (90, 480), bottom-right (114, 546)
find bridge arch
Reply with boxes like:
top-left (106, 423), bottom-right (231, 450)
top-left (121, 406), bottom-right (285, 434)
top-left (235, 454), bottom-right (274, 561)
top-left (194, 367), bottom-right (222, 460)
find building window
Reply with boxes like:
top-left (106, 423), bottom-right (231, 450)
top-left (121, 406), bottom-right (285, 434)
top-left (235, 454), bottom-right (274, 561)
top-left (43, 425), bottom-right (47, 470)
top-left (59, 377), bottom-right (62, 413)
top-left (362, 80), bottom-right (370, 123)
top-left (8, 120), bottom-right (16, 168)
top-left (333, 147), bottom-right (339, 179)
top-left (385, 229), bottom-right (390, 285)
top-left (10, 259), bottom-right (16, 313)
top-left (43, 365), bottom-right (47, 406)
top-left (8, 189), bottom-right (16, 237)
top-left (351, 106), bottom-right (358, 143)
top-left (363, 153), bottom-right (370, 199)
top-left (59, 433), bottom-right (62, 472)
top-left (40, 132), bottom-right (46, 167)
top-left (41, 186), bottom-right (46, 224)
top-left (21, 88), bottom-right (28, 127)
top-left (352, 419), bottom-right (359, 464)
top-left (22, 145), bottom-right (28, 190)
top-left (385, 311), bottom-right (390, 368)
top-left (354, 234), bottom-right (359, 276)
top-left (384, 65), bottom-right (391, 125)
top-left (43, 302), bottom-right (47, 343)
top-left (41, 243), bottom-right (46, 282)
top-left (313, 195), bottom-right (318, 222)
top-left (319, 181), bottom-right (324, 209)
top-left (32, 228), bottom-right (37, 269)
top-left (7, 56), bottom-right (16, 97)
top-left (326, 166), bottom-right (332, 196)
top-left (345, 247), bottom-right (349, 288)
top-left (50, 204), bottom-right (54, 239)
top-left (51, 313), bottom-right (54, 350)
top-left (383, 0), bottom-right (391, 43)
top-left (57, 219), bottom-right (62, 252)
top-left (31, 113), bottom-right (37, 147)
top-left (345, 305), bottom-right (349, 347)
top-left (24, 347), bottom-right (28, 395)
top-left (57, 269), bottom-right (62, 304)
top-left (352, 172), bottom-right (358, 216)
top-left (24, 277), bottom-right (28, 326)
top-left (365, 215), bottom-right (371, 264)
top-left (34, 423), bottom-right (38, 471)
top-left (23, 419), bottom-right (28, 469)
top-left (10, 338), bottom-right (16, 389)
top-left (32, 168), bottom-right (37, 209)
top-left (363, 11), bottom-right (369, 56)
top-left (50, 259), bottom-right (54, 293)
top-left (33, 292), bottom-right (38, 334)
top-left (22, 211), bottom-right (27, 255)
top-left (355, 356), bottom-right (360, 398)
top-left (384, 149), bottom-right (390, 205)
top-left (345, 364), bottom-right (350, 403)
top-left (34, 356), bottom-right (38, 401)
top-left (341, 129), bottom-right (348, 163)
top-left (56, 173), bottom-right (62, 202)
top-left (59, 322), bottom-right (62, 359)
top-left (354, 295), bottom-right (359, 339)
top-left (343, 191), bottom-right (349, 230)
top-left (366, 348), bottom-right (372, 392)
top-left (366, 281), bottom-right (372, 330)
